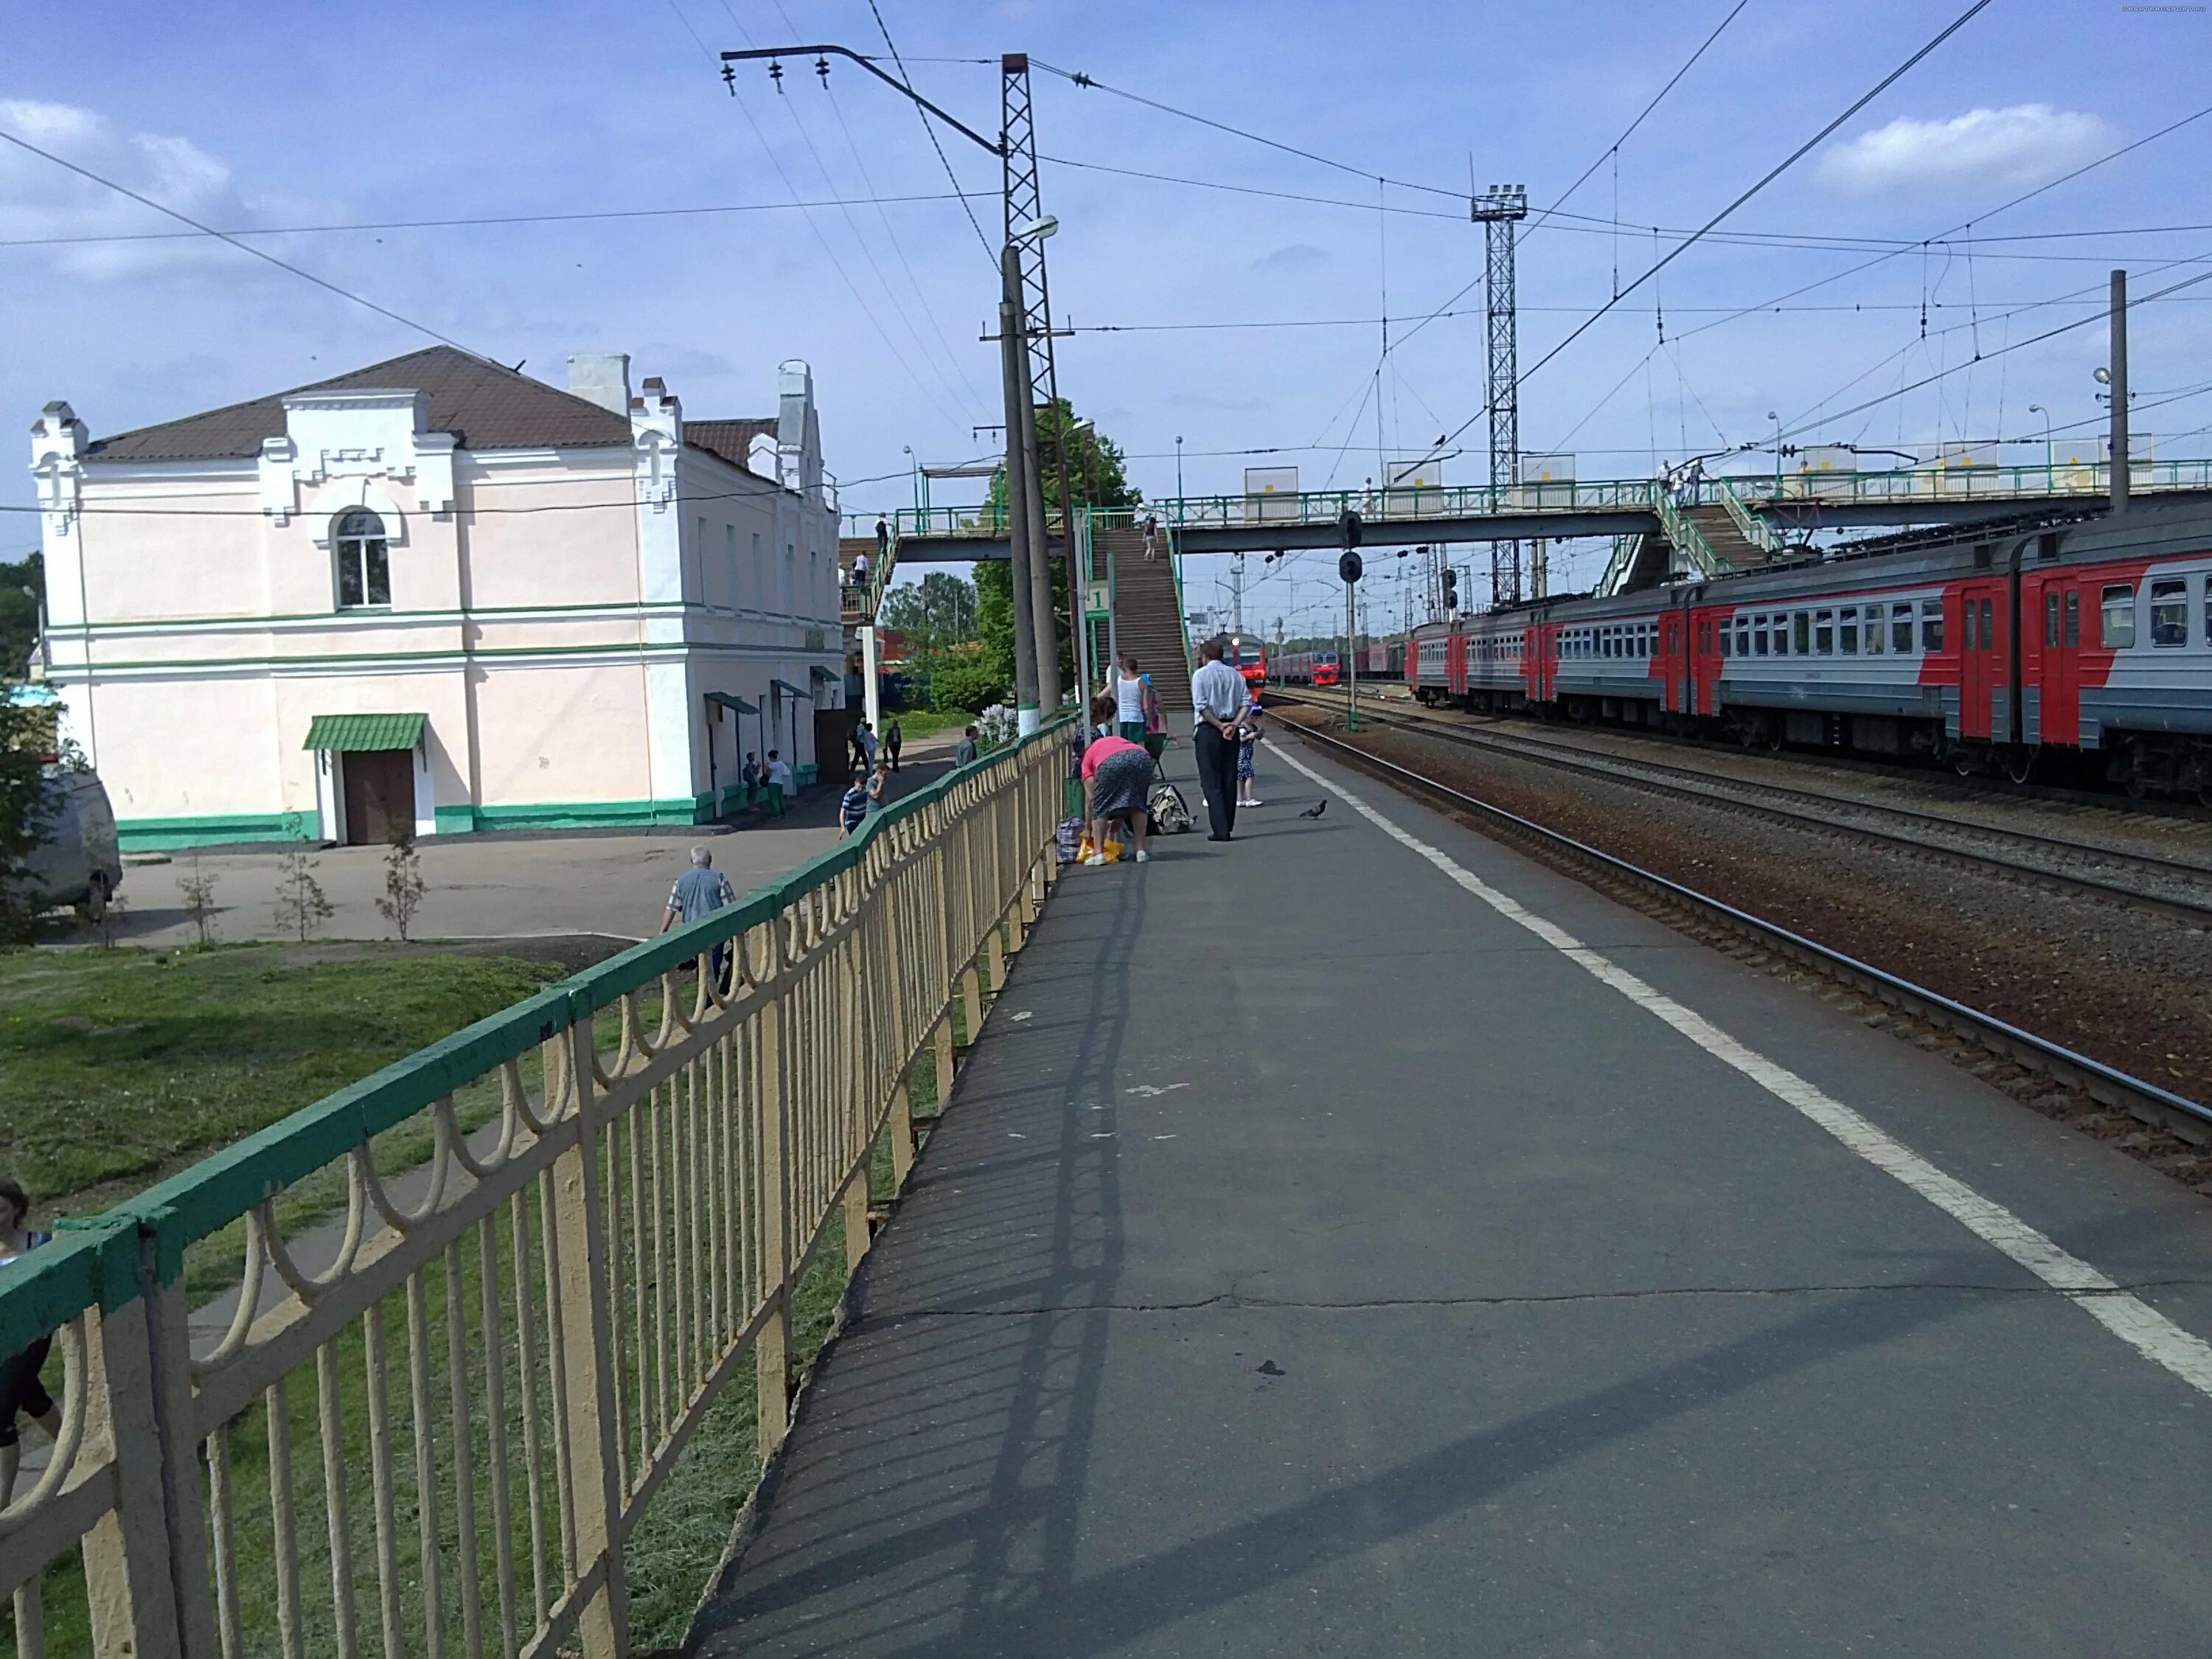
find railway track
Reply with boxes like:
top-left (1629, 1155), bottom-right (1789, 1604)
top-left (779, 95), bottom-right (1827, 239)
top-left (1276, 714), bottom-right (2212, 1152)
top-left (1270, 688), bottom-right (2212, 928)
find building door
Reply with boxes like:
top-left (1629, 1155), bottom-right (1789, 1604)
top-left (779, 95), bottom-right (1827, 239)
top-left (341, 751), bottom-right (416, 845)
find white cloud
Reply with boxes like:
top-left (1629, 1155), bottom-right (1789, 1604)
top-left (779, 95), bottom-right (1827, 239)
top-left (0, 98), bottom-right (254, 276)
top-left (1817, 105), bottom-right (2117, 197)
top-left (1252, 243), bottom-right (1328, 273)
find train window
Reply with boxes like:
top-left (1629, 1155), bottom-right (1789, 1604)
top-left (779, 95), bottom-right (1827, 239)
top-left (1736, 619), bottom-right (1750, 657)
top-left (1792, 612), bottom-right (1810, 655)
top-left (2100, 582), bottom-right (2135, 649)
top-left (1864, 605), bottom-right (1883, 654)
top-left (1979, 598), bottom-right (1994, 651)
top-left (1891, 602), bottom-right (1913, 653)
top-left (1753, 617), bottom-right (1769, 655)
top-left (1815, 610), bottom-right (1834, 654)
top-left (2045, 589), bottom-right (2061, 647)
top-left (1920, 598), bottom-right (1944, 653)
top-left (2066, 590), bottom-right (2080, 647)
top-left (2150, 578), bottom-right (2187, 647)
top-left (1962, 600), bottom-right (1977, 652)
top-left (1840, 611), bottom-right (1859, 654)
top-left (1718, 625), bottom-right (1731, 657)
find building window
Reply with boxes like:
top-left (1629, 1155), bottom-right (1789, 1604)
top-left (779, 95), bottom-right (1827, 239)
top-left (334, 508), bottom-right (390, 608)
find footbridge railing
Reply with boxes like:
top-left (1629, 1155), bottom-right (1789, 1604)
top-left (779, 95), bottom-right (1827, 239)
top-left (846, 457), bottom-right (2212, 545)
top-left (0, 720), bottom-right (1072, 1659)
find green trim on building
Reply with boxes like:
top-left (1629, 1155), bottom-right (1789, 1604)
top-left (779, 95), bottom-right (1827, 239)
top-left (428, 796), bottom-right (717, 835)
top-left (117, 812), bottom-right (318, 851)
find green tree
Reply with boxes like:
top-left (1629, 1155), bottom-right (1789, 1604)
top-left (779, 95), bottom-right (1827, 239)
top-left (979, 400), bottom-right (1142, 700)
top-left (876, 571), bottom-right (978, 652)
top-left (0, 552), bottom-right (42, 680)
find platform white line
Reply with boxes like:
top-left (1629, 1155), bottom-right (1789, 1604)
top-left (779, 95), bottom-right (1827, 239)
top-left (1273, 740), bottom-right (2212, 1398)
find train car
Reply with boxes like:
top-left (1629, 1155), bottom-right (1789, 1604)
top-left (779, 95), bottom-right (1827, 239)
top-left (1396, 503), bottom-right (2212, 800)
top-left (1273, 647), bottom-right (1337, 686)
top-left (1233, 639), bottom-right (1267, 689)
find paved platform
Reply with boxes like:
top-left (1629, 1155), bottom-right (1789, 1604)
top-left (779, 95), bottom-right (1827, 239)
top-left (689, 731), bottom-right (2212, 1656)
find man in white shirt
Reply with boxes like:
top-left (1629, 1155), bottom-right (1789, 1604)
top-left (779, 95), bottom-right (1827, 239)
top-left (764, 750), bottom-right (793, 817)
top-left (1189, 636), bottom-right (1248, 841)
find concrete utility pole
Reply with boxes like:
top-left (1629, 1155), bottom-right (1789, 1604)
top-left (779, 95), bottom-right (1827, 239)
top-left (2110, 267), bottom-right (2130, 518)
top-left (999, 246), bottom-right (1042, 731)
top-left (1231, 552), bottom-right (1245, 639)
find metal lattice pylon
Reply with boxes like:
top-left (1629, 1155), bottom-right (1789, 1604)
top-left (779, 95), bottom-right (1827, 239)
top-left (1473, 184), bottom-right (1528, 608)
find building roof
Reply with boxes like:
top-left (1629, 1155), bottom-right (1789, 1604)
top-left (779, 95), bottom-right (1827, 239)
top-left (85, 346), bottom-right (636, 462)
top-left (684, 419), bottom-right (779, 473)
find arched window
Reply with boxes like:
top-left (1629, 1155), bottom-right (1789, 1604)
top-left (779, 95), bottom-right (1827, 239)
top-left (333, 508), bottom-right (390, 608)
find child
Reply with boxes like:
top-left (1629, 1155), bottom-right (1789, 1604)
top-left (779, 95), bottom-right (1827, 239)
top-left (1236, 692), bottom-right (1265, 808)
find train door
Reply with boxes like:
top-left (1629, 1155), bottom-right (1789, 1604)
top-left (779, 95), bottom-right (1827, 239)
top-left (1658, 613), bottom-right (1683, 713)
top-left (2037, 573), bottom-right (2084, 745)
top-left (1958, 579), bottom-right (2004, 741)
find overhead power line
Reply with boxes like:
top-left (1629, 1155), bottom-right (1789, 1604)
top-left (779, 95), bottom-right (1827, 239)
top-left (866, 0), bottom-right (997, 261)
top-left (0, 126), bottom-right (480, 354)
top-left (1419, 0), bottom-right (1997, 467)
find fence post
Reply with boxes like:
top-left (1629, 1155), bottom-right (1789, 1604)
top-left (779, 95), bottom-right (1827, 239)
top-left (144, 1262), bottom-right (220, 1659)
top-left (754, 923), bottom-right (793, 1458)
top-left (553, 1020), bottom-right (630, 1659)
top-left (79, 1294), bottom-right (185, 1659)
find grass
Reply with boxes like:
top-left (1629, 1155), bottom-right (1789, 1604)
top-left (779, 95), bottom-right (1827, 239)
top-left (0, 943), bottom-right (568, 1217)
top-left (882, 706), bottom-right (975, 740)
top-left (1, 939), bottom-right (998, 1659)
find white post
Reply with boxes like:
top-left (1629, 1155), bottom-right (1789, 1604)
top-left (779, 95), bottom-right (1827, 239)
top-left (860, 623), bottom-right (883, 737)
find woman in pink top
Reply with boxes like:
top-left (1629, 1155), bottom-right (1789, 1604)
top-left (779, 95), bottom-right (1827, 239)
top-left (1081, 693), bottom-right (1152, 865)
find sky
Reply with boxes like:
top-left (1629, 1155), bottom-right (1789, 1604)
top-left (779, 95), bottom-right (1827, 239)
top-left (3, 0), bottom-right (2208, 634)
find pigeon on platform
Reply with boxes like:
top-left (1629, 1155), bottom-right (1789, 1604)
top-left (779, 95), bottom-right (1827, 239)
top-left (1299, 800), bottom-right (1327, 819)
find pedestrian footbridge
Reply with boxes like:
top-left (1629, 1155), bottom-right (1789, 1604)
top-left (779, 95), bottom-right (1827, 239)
top-left (869, 458), bottom-right (2212, 594)
top-left (13, 720), bottom-right (2212, 1655)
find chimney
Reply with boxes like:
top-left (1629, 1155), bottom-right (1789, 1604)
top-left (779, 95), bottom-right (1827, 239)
top-left (566, 352), bottom-right (632, 417)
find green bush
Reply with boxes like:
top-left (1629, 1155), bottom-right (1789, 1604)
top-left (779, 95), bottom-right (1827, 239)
top-left (928, 655), bottom-right (1009, 714)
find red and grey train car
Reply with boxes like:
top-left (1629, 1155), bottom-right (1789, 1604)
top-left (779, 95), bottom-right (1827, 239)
top-left (1275, 648), bottom-right (1343, 686)
top-left (1405, 504), bottom-right (2212, 800)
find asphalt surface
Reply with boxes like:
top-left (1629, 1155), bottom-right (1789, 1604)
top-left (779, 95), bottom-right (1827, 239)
top-left (99, 734), bottom-right (962, 950)
top-left (688, 731), bottom-right (2212, 1656)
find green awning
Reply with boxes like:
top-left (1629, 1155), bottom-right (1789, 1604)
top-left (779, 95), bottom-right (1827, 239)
top-left (808, 664), bottom-right (838, 682)
top-left (706, 692), bottom-right (758, 715)
top-left (769, 679), bottom-right (810, 699)
top-left (302, 712), bottom-right (425, 753)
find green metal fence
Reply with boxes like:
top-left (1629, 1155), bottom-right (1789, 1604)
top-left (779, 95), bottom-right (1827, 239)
top-left (0, 719), bottom-right (1074, 1659)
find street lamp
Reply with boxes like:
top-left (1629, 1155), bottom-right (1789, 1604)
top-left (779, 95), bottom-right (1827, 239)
top-left (1175, 436), bottom-right (1184, 505)
top-left (2027, 403), bottom-right (2053, 491)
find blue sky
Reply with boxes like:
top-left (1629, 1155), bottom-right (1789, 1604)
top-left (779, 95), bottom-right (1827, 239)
top-left (4, 0), bottom-right (2208, 630)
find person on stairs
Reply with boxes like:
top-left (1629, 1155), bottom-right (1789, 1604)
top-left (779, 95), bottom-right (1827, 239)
top-left (1190, 636), bottom-right (1245, 842)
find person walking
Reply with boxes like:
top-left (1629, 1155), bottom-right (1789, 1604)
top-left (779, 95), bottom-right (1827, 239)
top-left (1113, 655), bottom-right (1149, 742)
top-left (852, 718), bottom-right (877, 774)
top-left (1191, 637), bottom-right (1245, 841)
top-left (1141, 513), bottom-right (1160, 560)
top-left (885, 717), bottom-right (903, 773)
top-left (838, 767), bottom-right (871, 837)
top-left (661, 845), bottom-right (738, 992)
top-left (0, 1179), bottom-right (59, 1505)
top-left (867, 757), bottom-right (891, 814)
top-left (956, 725), bottom-right (980, 767)
top-left (1141, 671), bottom-right (1166, 765)
top-left (1081, 694), bottom-right (1153, 864)
top-left (740, 751), bottom-right (759, 810)
top-left (764, 750), bottom-right (790, 816)
top-left (1237, 689), bottom-right (1266, 808)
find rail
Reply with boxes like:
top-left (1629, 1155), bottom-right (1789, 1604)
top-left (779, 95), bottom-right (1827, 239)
top-left (0, 718), bottom-right (1074, 1659)
top-left (1649, 483), bottom-right (1722, 578)
top-left (846, 458), bottom-right (2212, 543)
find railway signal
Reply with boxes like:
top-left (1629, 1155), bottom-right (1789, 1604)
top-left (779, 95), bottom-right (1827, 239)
top-left (1442, 567), bottom-right (1459, 611)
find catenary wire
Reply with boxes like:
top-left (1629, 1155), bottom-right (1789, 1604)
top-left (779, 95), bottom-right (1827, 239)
top-left (0, 127), bottom-right (481, 354)
top-left (865, 0), bottom-right (998, 262)
top-left (1416, 0), bottom-right (1997, 470)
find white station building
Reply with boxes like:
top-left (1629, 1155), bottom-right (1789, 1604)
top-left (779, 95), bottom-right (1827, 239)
top-left (29, 347), bottom-right (845, 849)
